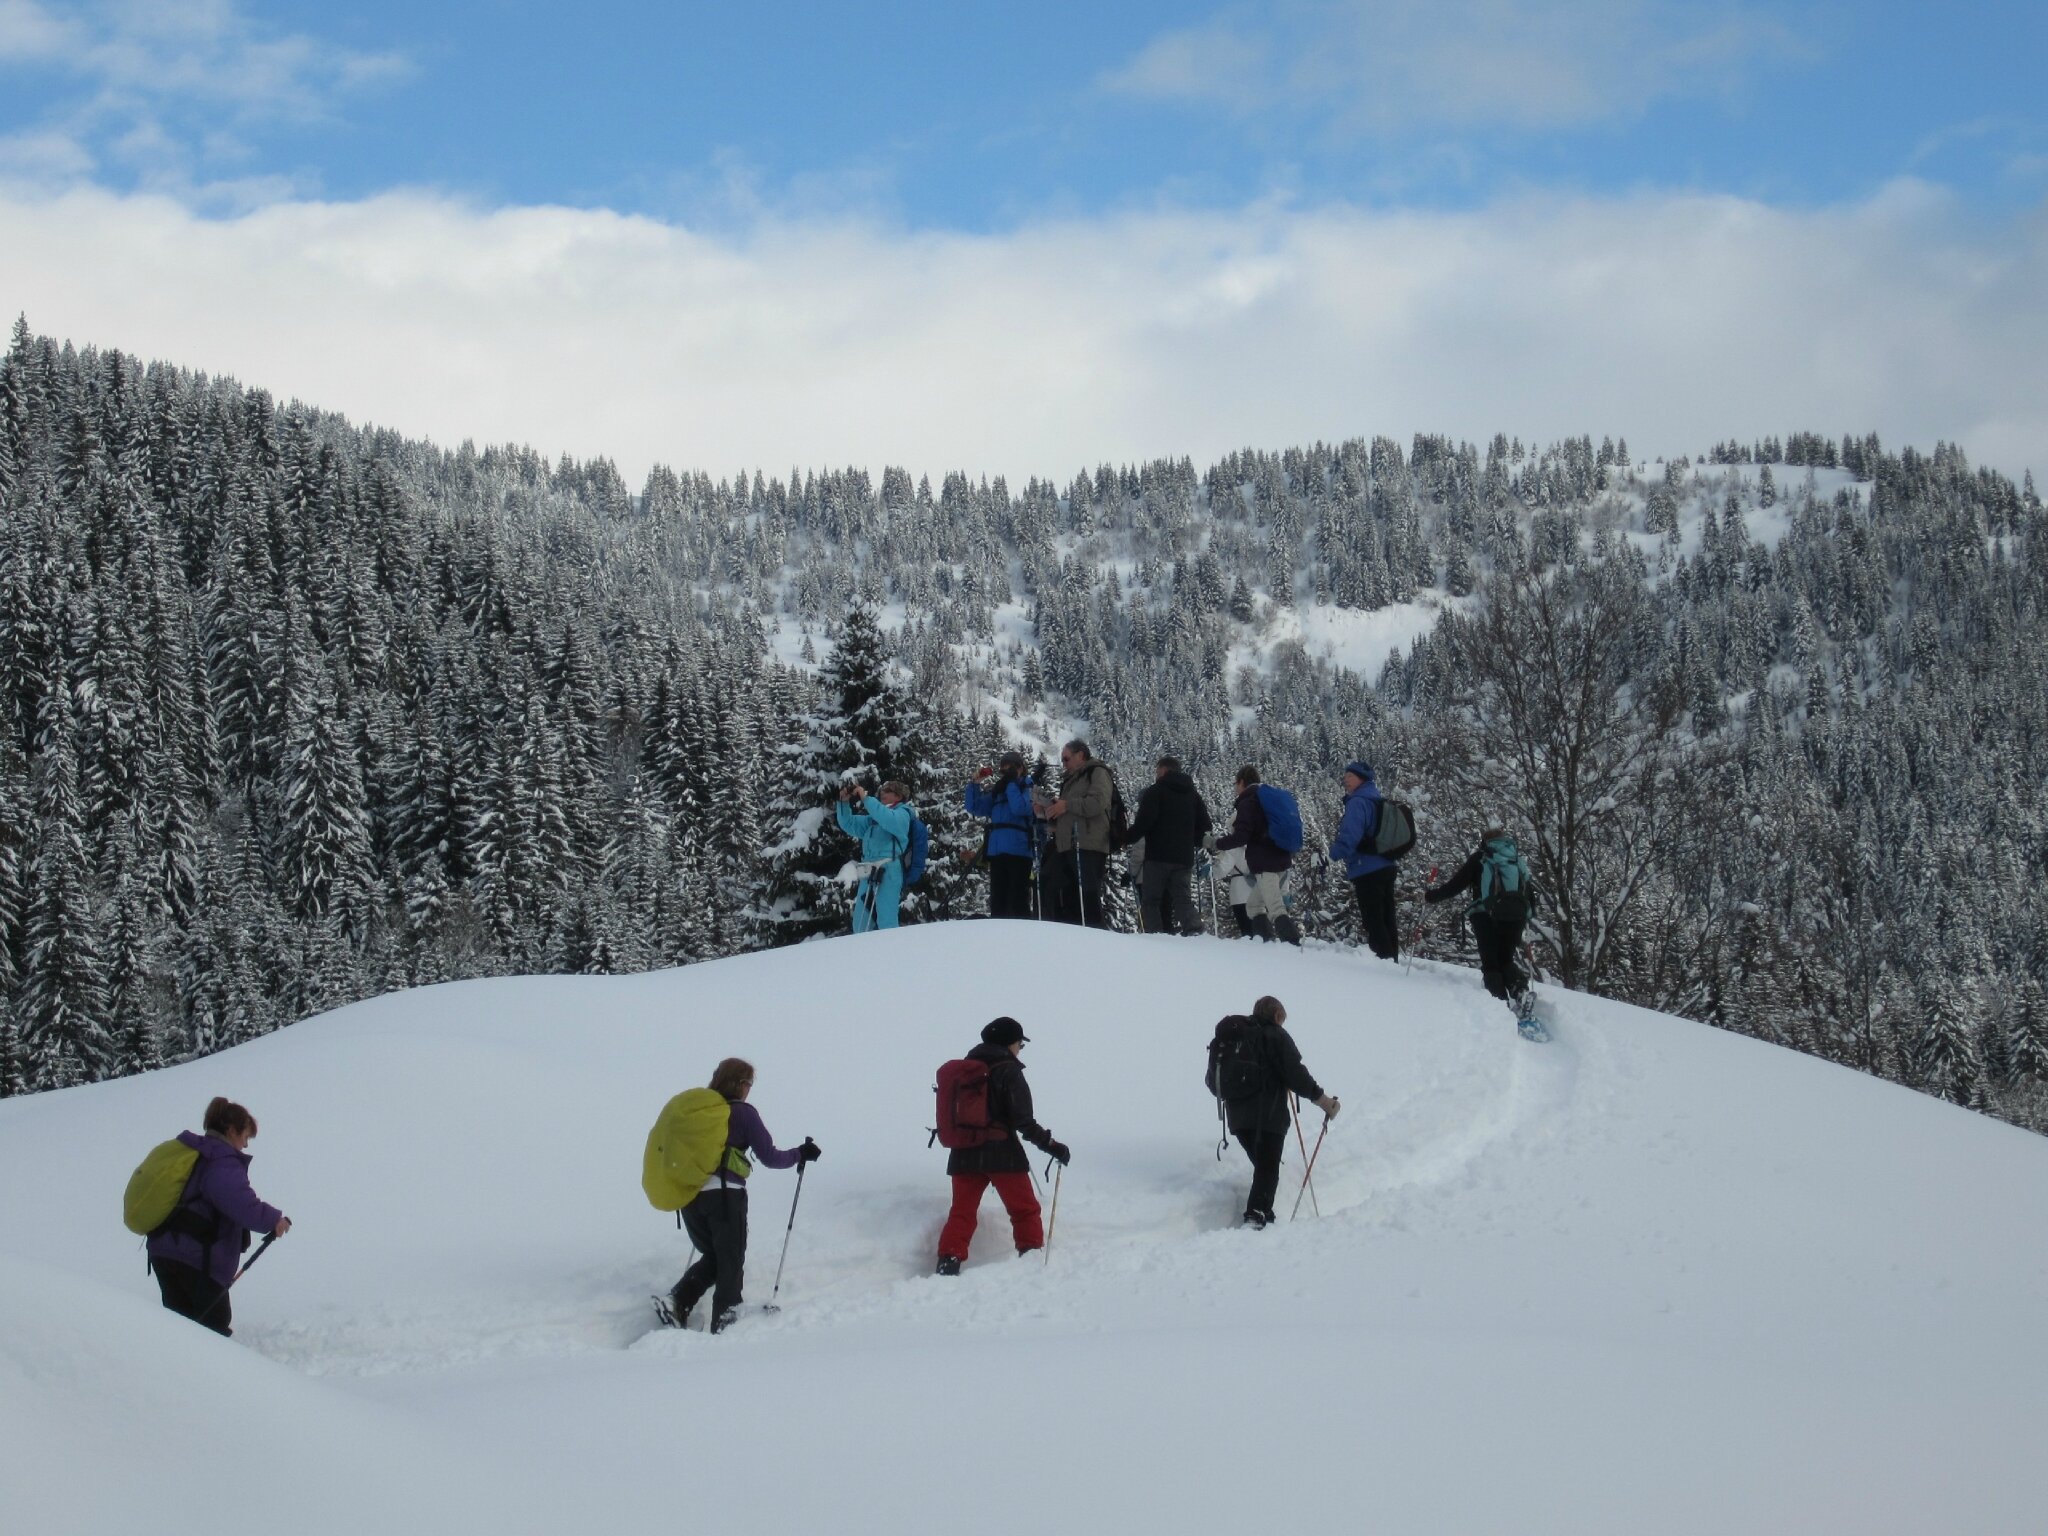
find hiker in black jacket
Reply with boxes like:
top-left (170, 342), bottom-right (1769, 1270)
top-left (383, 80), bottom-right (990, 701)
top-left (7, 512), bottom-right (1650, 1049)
top-left (936, 1018), bottom-right (1071, 1274)
top-left (1425, 829), bottom-right (1532, 1007)
top-left (1120, 755), bottom-right (1211, 935)
top-left (1205, 996), bottom-right (1339, 1228)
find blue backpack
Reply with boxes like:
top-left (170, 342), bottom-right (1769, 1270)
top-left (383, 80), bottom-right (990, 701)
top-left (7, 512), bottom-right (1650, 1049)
top-left (899, 809), bottom-right (930, 886)
top-left (1254, 785), bottom-right (1303, 854)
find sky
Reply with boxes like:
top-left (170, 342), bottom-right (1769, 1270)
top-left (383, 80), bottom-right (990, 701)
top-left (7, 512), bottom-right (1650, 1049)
top-left (2, 1), bottom-right (2045, 485)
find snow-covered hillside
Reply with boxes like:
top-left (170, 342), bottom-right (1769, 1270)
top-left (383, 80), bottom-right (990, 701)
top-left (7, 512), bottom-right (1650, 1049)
top-left (6, 924), bottom-right (2048, 1535)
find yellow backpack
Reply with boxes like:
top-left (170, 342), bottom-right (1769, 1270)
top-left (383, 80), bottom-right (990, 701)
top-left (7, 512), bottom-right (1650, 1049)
top-left (641, 1089), bottom-right (742, 1212)
top-left (124, 1139), bottom-right (201, 1235)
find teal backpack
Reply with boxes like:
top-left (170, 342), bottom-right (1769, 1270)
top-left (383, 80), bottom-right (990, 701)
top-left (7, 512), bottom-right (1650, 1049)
top-left (1476, 838), bottom-right (1533, 924)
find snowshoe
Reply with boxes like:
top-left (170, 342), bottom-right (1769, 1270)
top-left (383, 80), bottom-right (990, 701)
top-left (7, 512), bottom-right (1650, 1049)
top-left (709, 1306), bottom-right (741, 1335)
top-left (649, 1293), bottom-right (682, 1329)
top-left (935, 1255), bottom-right (963, 1277)
top-left (1514, 990), bottom-right (1549, 1042)
top-left (1242, 1211), bottom-right (1270, 1231)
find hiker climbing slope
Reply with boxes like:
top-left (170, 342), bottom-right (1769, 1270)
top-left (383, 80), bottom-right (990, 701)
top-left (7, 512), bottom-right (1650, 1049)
top-left (1425, 827), bottom-right (1539, 1026)
top-left (1206, 997), bottom-right (1338, 1228)
top-left (643, 1056), bottom-right (819, 1333)
top-left (132, 1096), bottom-right (292, 1336)
top-left (933, 1017), bottom-right (1069, 1273)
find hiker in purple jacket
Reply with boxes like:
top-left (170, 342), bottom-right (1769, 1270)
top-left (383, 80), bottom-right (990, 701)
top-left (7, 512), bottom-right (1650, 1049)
top-left (669, 1057), bottom-right (821, 1334)
top-left (146, 1097), bottom-right (290, 1336)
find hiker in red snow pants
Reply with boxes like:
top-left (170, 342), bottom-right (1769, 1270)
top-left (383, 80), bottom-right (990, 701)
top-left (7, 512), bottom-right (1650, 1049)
top-left (935, 1018), bottom-right (1070, 1275)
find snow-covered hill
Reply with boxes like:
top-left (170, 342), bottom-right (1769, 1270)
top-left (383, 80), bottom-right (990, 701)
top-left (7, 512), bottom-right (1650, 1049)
top-left (5, 924), bottom-right (2047, 1535)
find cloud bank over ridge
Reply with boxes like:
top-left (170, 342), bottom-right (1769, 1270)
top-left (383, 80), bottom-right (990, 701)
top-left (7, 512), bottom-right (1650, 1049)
top-left (4, 178), bottom-right (2043, 484)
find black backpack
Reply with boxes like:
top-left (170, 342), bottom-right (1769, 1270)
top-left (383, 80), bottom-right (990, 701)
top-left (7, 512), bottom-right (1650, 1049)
top-left (1207, 1015), bottom-right (1269, 1102)
top-left (1106, 769), bottom-right (1130, 848)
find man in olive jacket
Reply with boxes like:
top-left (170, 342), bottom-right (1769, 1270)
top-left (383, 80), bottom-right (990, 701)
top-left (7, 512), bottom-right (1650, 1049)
top-left (1206, 995), bottom-right (1340, 1228)
top-left (1038, 738), bottom-right (1114, 927)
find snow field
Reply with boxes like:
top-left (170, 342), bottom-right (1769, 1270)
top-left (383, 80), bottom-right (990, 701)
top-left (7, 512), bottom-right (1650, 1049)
top-left (6, 921), bottom-right (2048, 1534)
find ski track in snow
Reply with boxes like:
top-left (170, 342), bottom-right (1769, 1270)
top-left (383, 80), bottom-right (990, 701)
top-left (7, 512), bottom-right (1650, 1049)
top-left (298, 951), bottom-right (1579, 1376)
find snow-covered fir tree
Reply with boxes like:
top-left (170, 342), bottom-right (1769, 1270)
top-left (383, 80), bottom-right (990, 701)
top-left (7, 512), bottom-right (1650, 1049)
top-left (1, 321), bottom-right (2045, 1134)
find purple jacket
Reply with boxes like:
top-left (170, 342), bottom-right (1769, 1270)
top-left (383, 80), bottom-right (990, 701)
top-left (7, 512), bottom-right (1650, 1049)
top-left (719, 1100), bottom-right (801, 1181)
top-left (145, 1131), bottom-right (285, 1287)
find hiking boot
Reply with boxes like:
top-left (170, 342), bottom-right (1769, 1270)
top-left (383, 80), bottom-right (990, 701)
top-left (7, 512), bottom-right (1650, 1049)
top-left (709, 1307), bottom-right (741, 1335)
top-left (935, 1256), bottom-right (963, 1277)
top-left (1242, 1211), bottom-right (1269, 1231)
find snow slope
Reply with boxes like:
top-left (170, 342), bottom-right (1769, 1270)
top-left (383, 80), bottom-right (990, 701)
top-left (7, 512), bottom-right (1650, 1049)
top-left (5, 922), bottom-right (2048, 1535)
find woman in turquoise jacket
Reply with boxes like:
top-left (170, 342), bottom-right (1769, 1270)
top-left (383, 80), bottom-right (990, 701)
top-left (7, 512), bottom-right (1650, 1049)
top-left (835, 781), bottom-right (913, 931)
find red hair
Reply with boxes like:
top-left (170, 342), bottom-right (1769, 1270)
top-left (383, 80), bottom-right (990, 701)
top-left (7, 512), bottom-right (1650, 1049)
top-left (203, 1097), bottom-right (257, 1137)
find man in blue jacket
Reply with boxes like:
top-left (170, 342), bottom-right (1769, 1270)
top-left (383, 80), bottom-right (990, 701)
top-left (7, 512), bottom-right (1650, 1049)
top-left (1328, 760), bottom-right (1399, 960)
top-left (964, 751), bottom-right (1039, 919)
top-left (836, 780), bottom-right (913, 932)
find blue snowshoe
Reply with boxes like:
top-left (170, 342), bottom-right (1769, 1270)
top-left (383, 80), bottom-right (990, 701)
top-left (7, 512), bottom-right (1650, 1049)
top-left (1514, 989), bottom-right (1548, 1043)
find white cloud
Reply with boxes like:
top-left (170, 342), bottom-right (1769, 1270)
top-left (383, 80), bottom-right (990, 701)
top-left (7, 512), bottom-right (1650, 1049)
top-left (1103, 0), bottom-right (1802, 132)
top-left (0, 0), bottom-right (78, 61)
top-left (0, 1), bottom-right (406, 191)
top-left (1, 179), bottom-right (2042, 487)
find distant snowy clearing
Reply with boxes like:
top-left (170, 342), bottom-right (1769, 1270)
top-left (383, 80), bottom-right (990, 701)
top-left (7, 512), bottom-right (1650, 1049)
top-left (4, 923), bottom-right (2046, 1535)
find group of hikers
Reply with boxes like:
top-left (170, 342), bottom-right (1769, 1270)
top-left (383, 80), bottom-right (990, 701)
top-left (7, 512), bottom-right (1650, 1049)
top-left (123, 988), bottom-right (1349, 1339)
top-left (126, 748), bottom-right (1540, 1341)
top-left (846, 740), bottom-right (1538, 1016)
top-left (951, 741), bottom-right (1541, 1019)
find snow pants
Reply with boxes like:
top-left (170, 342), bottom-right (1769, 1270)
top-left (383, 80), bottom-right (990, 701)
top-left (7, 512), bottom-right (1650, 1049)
top-left (938, 1173), bottom-right (1043, 1261)
top-left (1243, 872), bottom-right (1300, 944)
top-left (1234, 1128), bottom-right (1289, 1224)
top-left (676, 1187), bottom-right (748, 1327)
top-left (1138, 860), bottom-right (1201, 934)
top-left (153, 1256), bottom-right (231, 1336)
top-left (1352, 867), bottom-right (1400, 960)
top-left (987, 854), bottom-right (1034, 919)
top-left (853, 862), bottom-right (903, 933)
top-left (1045, 846), bottom-right (1107, 928)
top-left (1469, 912), bottom-right (1529, 1002)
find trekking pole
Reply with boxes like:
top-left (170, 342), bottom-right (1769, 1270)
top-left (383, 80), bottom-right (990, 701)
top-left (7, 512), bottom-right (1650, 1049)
top-left (1289, 1095), bottom-right (1321, 1217)
top-left (1290, 1117), bottom-right (1329, 1221)
top-left (1074, 841), bottom-right (1087, 929)
top-left (193, 1230), bottom-right (280, 1326)
top-left (1043, 1163), bottom-right (1064, 1264)
top-left (1401, 866), bottom-right (1439, 970)
top-left (764, 1160), bottom-right (808, 1313)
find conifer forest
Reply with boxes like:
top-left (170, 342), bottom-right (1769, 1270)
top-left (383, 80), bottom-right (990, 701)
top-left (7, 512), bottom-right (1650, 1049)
top-left (1, 322), bottom-right (2043, 1131)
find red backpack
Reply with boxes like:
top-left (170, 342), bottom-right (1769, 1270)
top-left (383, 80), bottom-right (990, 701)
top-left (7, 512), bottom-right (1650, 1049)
top-left (933, 1058), bottom-right (1007, 1149)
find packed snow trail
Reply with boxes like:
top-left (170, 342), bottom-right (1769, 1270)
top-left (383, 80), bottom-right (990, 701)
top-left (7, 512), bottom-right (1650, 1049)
top-left (5, 921), bottom-right (2048, 1534)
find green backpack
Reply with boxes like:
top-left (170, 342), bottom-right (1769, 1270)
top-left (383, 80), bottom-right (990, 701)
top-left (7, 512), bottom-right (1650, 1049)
top-left (124, 1139), bottom-right (201, 1235)
top-left (641, 1089), bottom-right (744, 1212)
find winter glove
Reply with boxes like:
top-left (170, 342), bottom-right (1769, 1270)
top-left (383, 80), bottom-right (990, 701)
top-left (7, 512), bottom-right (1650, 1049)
top-left (1046, 1139), bottom-right (1071, 1166)
top-left (1202, 833), bottom-right (1219, 854)
top-left (798, 1137), bottom-right (822, 1163)
top-left (1423, 887), bottom-right (1444, 905)
top-left (1315, 1095), bottom-right (1341, 1119)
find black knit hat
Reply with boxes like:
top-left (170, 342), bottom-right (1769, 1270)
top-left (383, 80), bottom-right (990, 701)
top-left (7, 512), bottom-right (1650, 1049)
top-left (981, 1016), bottom-right (1030, 1047)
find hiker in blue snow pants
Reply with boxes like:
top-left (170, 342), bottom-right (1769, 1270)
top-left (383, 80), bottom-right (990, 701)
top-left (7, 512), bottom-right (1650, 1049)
top-left (837, 782), bottom-right (912, 932)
